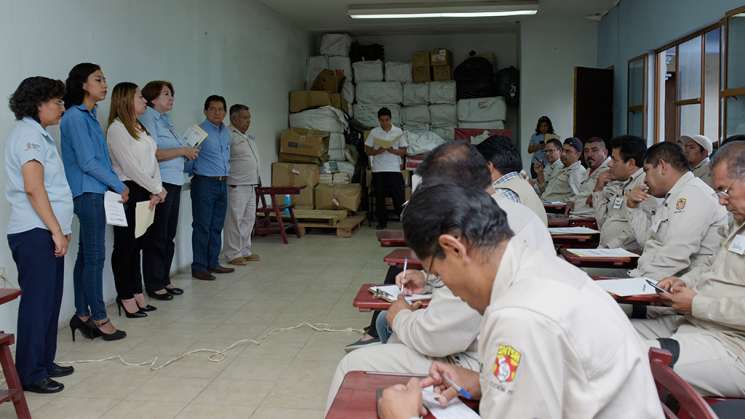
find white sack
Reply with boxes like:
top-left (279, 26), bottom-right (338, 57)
top-left (385, 62), bottom-right (412, 82)
top-left (306, 56), bottom-right (329, 89)
top-left (336, 161), bottom-right (356, 175)
top-left (457, 120), bottom-right (506, 130)
top-left (428, 81), bottom-right (457, 104)
top-left (329, 56), bottom-right (353, 80)
top-left (402, 105), bottom-right (430, 125)
top-left (432, 126), bottom-right (455, 142)
top-left (353, 60), bottom-right (384, 82)
top-left (329, 133), bottom-right (345, 150)
top-left (457, 97), bottom-right (507, 122)
top-left (405, 130), bottom-right (447, 156)
top-left (356, 81), bottom-right (403, 104)
top-left (403, 82), bottom-right (429, 105)
top-left (320, 34), bottom-right (353, 56)
top-left (353, 103), bottom-right (401, 128)
top-left (329, 147), bottom-right (346, 161)
top-left (289, 106), bottom-right (348, 133)
top-left (402, 122), bottom-right (430, 131)
top-left (429, 104), bottom-right (456, 127)
top-left (341, 80), bottom-right (355, 105)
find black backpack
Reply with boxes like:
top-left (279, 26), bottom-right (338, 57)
top-left (454, 52), bottom-right (494, 83)
top-left (496, 66), bottom-right (520, 105)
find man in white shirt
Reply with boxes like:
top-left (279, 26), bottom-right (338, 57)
top-left (532, 137), bottom-right (563, 193)
top-left (223, 104), bottom-right (261, 265)
top-left (365, 107), bottom-right (408, 229)
top-left (567, 136), bottom-right (610, 216)
top-left (681, 134), bottom-right (713, 187)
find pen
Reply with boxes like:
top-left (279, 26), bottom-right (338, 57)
top-left (443, 374), bottom-right (473, 400)
top-left (401, 257), bottom-right (408, 294)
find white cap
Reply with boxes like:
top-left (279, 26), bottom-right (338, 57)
top-left (680, 134), bottom-right (713, 156)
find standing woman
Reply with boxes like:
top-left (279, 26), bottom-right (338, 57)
top-left (6, 77), bottom-right (74, 393)
top-left (60, 63), bottom-right (127, 341)
top-left (139, 81), bottom-right (198, 298)
top-left (528, 115), bottom-right (555, 176)
top-left (107, 82), bottom-right (166, 317)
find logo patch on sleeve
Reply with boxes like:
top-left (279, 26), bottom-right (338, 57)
top-left (493, 344), bottom-right (521, 383)
top-left (676, 197), bottom-right (687, 210)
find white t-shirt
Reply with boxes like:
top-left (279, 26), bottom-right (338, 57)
top-left (365, 125), bottom-right (407, 173)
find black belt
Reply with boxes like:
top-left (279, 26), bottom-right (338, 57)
top-left (195, 175), bottom-right (227, 181)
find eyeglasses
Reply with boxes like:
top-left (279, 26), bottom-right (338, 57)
top-left (53, 99), bottom-right (64, 106)
top-left (716, 181), bottom-right (735, 199)
top-left (422, 257), bottom-right (445, 289)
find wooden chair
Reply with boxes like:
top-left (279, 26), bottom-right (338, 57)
top-left (649, 348), bottom-right (717, 419)
top-left (0, 289), bottom-right (30, 419)
top-left (254, 186), bottom-right (303, 244)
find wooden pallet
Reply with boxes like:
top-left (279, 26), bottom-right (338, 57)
top-left (297, 211), bottom-right (367, 237)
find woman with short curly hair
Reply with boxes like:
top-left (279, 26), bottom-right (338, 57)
top-left (5, 76), bottom-right (74, 393)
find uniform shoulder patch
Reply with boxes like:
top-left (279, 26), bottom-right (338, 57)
top-left (676, 197), bottom-right (687, 210)
top-left (493, 344), bottom-right (522, 383)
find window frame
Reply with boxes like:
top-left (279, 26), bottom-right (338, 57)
top-left (722, 6), bottom-right (745, 138)
top-left (627, 54), bottom-right (648, 137)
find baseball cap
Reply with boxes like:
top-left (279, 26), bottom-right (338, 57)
top-left (563, 137), bottom-right (583, 153)
top-left (680, 134), bottom-right (713, 156)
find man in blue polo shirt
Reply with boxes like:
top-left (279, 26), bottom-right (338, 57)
top-left (190, 95), bottom-right (234, 280)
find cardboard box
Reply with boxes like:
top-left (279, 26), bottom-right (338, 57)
top-left (432, 65), bottom-right (452, 81)
top-left (412, 65), bottom-right (431, 84)
top-left (430, 48), bottom-right (453, 66)
top-left (312, 69), bottom-right (345, 93)
top-left (289, 90), bottom-right (331, 113)
top-left (314, 183), bottom-right (361, 212)
top-left (279, 153), bottom-right (325, 165)
top-left (329, 93), bottom-right (348, 112)
top-left (271, 162), bottom-right (320, 209)
top-left (412, 51), bottom-right (431, 67)
top-left (280, 128), bottom-right (329, 158)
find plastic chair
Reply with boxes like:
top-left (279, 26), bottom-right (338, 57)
top-left (648, 348), bottom-right (717, 419)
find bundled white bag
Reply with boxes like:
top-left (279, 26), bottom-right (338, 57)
top-left (385, 62), bottom-right (412, 82)
top-left (402, 105), bottom-right (430, 125)
top-left (457, 97), bottom-right (507, 122)
top-left (329, 133), bottom-right (345, 150)
top-left (429, 104), bottom-right (456, 127)
top-left (428, 81), bottom-right (457, 104)
top-left (306, 56), bottom-right (329, 89)
top-left (341, 80), bottom-right (355, 104)
top-left (356, 82), bottom-right (403, 104)
top-left (353, 60), bottom-right (384, 82)
top-left (320, 34), bottom-right (353, 56)
top-left (458, 120), bottom-right (506, 130)
top-left (353, 103), bottom-right (401, 128)
top-left (405, 130), bottom-right (447, 155)
top-left (329, 147), bottom-right (346, 161)
top-left (403, 82), bottom-right (429, 105)
top-left (402, 122), bottom-right (430, 131)
top-left (289, 106), bottom-right (348, 133)
top-left (329, 56), bottom-right (353, 80)
top-left (432, 126), bottom-right (455, 142)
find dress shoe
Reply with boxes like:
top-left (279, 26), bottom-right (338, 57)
top-left (94, 319), bottom-right (127, 341)
top-left (23, 377), bottom-right (64, 394)
top-left (192, 271), bottom-right (216, 281)
top-left (242, 254), bottom-right (261, 262)
top-left (69, 316), bottom-right (100, 341)
top-left (146, 290), bottom-right (174, 301)
top-left (208, 265), bottom-right (234, 274)
top-left (166, 286), bottom-right (184, 295)
top-left (48, 363), bottom-right (74, 378)
top-left (228, 257), bottom-right (248, 266)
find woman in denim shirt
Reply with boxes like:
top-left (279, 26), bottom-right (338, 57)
top-left (60, 63), bottom-right (127, 341)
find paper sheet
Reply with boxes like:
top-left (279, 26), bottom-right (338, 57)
top-left (369, 285), bottom-right (431, 304)
top-left (422, 386), bottom-right (480, 419)
top-left (596, 278), bottom-right (659, 296)
top-left (104, 191), bottom-right (127, 227)
top-left (566, 248), bottom-right (640, 258)
top-left (373, 137), bottom-right (394, 149)
top-left (134, 201), bottom-right (155, 238)
top-left (543, 201), bottom-right (565, 205)
top-left (549, 227), bottom-right (599, 235)
top-left (182, 124), bottom-right (208, 148)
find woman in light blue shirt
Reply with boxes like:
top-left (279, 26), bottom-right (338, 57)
top-left (60, 63), bottom-right (126, 342)
top-left (140, 81), bottom-right (199, 298)
top-left (5, 77), bottom-right (74, 393)
top-left (528, 115), bottom-right (555, 178)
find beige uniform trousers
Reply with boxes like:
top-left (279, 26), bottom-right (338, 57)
top-left (222, 184), bottom-right (257, 261)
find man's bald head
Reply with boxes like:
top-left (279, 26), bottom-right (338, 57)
top-left (415, 142), bottom-right (492, 190)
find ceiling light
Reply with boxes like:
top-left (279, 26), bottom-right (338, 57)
top-left (348, 1), bottom-right (539, 19)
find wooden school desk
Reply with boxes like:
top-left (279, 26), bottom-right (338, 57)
top-left (551, 233), bottom-right (600, 250)
top-left (384, 248), bottom-right (423, 269)
top-left (560, 248), bottom-right (639, 269)
top-left (352, 283), bottom-right (431, 312)
top-left (0, 289), bottom-right (31, 419)
top-left (544, 202), bottom-right (567, 214)
top-left (326, 371), bottom-right (478, 419)
top-left (568, 216), bottom-right (598, 229)
top-left (376, 230), bottom-right (406, 247)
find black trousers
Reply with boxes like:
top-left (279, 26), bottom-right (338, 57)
top-left (372, 172), bottom-right (405, 225)
top-left (366, 266), bottom-right (403, 338)
top-left (142, 182), bottom-right (181, 292)
top-left (112, 181), bottom-right (150, 299)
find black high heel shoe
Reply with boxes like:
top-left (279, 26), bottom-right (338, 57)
top-left (69, 316), bottom-right (101, 342)
top-left (146, 290), bottom-right (173, 301)
top-left (165, 286), bottom-right (184, 295)
top-left (94, 319), bottom-right (127, 341)
top-left (116, 298), bottom-right (147, 318)
top-left (137, 303), bottom-right (157, 312)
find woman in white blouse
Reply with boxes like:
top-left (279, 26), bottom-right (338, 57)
top-left (107, 82), bottom-right (166, 318)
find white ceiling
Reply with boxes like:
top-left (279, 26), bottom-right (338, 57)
top-left (259, 0), bottom-right (619, 34)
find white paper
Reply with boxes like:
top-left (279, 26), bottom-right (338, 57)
top-left (134, 201), bottom-right (155, 238)
top-left (549, 227), bottom-right (599, 235)
top-left (369, 285), bottom-right (431, 304)
top-left (567, 248), bottom-right (640, 258)
top-left (544, 201), bottom-right (565, 205)
top-left (422, 386), bottom-right (480, 419)
top-left (104, 191), bottom-right (128, 227)
top-left (596, 278), bottom-right (659, 297)
top-left (181, 124), bottom-right (208, 148)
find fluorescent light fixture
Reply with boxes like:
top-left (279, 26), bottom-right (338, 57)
top-left (348, 1), bottom-right (538, 19)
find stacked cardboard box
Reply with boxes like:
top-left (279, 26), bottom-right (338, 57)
top-left (411, 51), bottom-right (431, 84)
top-left (271, 162), bottom-right (320, 209)
top-left (279, 128), bottom-right (329, 165)
top-left (430, 48), bottom-right (453, 82)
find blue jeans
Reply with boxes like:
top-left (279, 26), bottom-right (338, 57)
top-left (73, 193), bottom-right (108, 321)
top-left (191, 176), bottom-right (228, 272)
top-left (8, 229), bottom-right (64, 385)
top-left (376, 310), bottom-right (393, 344)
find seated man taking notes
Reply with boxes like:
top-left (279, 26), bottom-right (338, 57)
top-left (631, 142), bottom-right (745, 398)
top-left (378, 184), bottom-right (663, 419)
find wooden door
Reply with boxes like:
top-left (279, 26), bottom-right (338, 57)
top-left (573, 67), bottom-right (614, 142)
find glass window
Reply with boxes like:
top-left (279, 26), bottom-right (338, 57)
top-left (727, 13), bottom-right (745, 89)
top-left (628, 111), bottom-right (644, 137)
top-left (680, 104), bottom-right (701, 136)
top-left (629, 59), bottom-right (645, 107)
top-left (726, 96), bottom-right (745, 137)
top-left (678, 36), bottom-right (702, 100)
top-left (704, 29), bottom-right (721, 142)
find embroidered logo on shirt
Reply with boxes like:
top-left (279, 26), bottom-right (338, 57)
top-left (24, 142), bottom-right (41, 151)
top-left (493, 344), bottom-right (521, 383)
top-left (676, 197), bottom-right (687, 210)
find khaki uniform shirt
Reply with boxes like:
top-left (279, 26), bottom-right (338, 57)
top-left (593, 168), bottom-right (653, 252)
top-left (227, 126), bottom-right (261, 186)
top-left (542, 160), bottom-right (586, 203)
top-left (569, 158), bottom-right (610, 216)
top-left (493, 172), bottom-right (548, 226)
top-left (477, 241), bottom-right (663, 419)
top-left (692, 158), bottom-right (712, 187)
top-left (544, 159), bottom-right (564, 186)
top-left (680, 220), bottom-right (745, 363)
top-left (629, 172), bottom-right (728, 280)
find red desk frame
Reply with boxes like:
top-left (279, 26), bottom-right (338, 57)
top-left (0, 289), bottom-right (30, 419)
top-left (544, 203), bottom-right (567, 214)
top-left (383, 249), bottom-right (423, 269)
top-left (561, 248), bottom-right (639, 269)
top-left (254, 186), bottom-right (304, 244)
top-left (376, 230), bottom-right (406, 247)
top-left (353, 283), bottom-right (430, 312)
top-left (551, 234), bottom-right (600, 250)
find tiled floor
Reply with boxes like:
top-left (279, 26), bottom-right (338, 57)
top-left (2, 224), bottom-right (391, 419)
